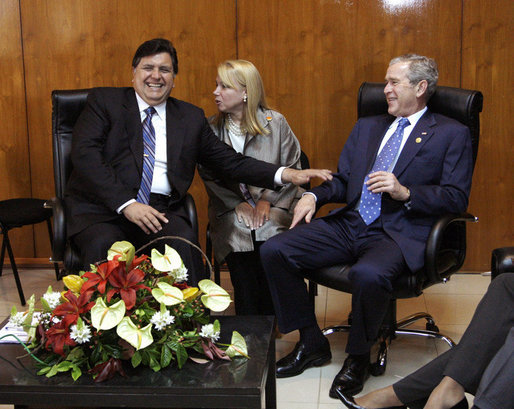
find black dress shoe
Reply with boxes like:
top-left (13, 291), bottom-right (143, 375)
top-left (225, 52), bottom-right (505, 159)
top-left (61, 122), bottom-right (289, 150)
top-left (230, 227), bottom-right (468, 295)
top-left (329, 355), bottom-right (370, 398)
top-left (336, 388), bottom-right (406, 409)
top-left (276, 341), bottom-right (331, 378)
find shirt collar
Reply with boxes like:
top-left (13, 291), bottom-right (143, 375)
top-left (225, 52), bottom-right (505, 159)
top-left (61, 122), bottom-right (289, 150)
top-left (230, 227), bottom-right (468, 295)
top-left (134, 92), bottom-right (167, 119)
top-left (390, 106), bottom-right (427, 129)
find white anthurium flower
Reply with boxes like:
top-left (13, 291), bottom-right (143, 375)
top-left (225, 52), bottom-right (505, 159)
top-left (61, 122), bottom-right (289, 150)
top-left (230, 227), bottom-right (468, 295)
top-left (151, 245), bottom-right (183, 273)
top-left (226, 331), bottom-right (249, 358)
top-left (116, 317), bottom-right (153, 350)
top-left (107, 241), bottom-right (135, 266)
top-left (91, 298), bottom-right (126, 330)
top-left (198, 279), bottom-right (231, 312)
top-left (151, 282), bottom-right (184, 306)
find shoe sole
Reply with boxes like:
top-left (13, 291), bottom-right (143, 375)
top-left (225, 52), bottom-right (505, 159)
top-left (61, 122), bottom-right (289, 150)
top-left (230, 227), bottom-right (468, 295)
top-left (276, 354), bottom-right (332, 378)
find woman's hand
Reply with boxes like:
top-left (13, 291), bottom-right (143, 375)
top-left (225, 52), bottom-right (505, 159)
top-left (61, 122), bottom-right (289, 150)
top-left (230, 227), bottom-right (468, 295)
top-left (235, 202), bottom-right (256, 229)
top-left (253, 200), bottom-right (270, 228)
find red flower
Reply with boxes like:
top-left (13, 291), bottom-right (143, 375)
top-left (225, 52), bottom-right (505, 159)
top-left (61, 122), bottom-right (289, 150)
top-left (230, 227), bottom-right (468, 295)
top-left (52, 290), bottom-right (95, 327)
top-left (45, 321), bottom-right (76, 356)
top-left (106, 267), bottom-right (151, 310)
top-left (81, 259), bottom-right (120, 294)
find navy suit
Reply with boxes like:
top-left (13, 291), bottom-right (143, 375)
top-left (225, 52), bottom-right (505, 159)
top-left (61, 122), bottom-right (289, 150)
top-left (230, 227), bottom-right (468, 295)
top-left (261, 110), bottom-right (473, 354)
top-left (66, 87), bottom-right (279, 282)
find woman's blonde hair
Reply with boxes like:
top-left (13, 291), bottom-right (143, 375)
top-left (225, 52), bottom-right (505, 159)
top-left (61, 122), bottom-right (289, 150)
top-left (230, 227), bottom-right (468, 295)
top-left (214, 60), bottom-right (270, 136)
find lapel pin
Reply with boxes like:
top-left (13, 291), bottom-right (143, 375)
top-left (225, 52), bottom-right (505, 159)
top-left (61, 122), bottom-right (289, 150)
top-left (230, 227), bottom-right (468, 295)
top-left (421, 132), bottom-right (427, 135)
top-left (266, 116), bottom-right (272, 122)
top-left (416, 137), bottom-right (422, 143)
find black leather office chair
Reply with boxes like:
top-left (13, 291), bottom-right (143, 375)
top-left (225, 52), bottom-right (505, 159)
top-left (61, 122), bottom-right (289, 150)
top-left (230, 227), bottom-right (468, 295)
top-left (0, 199), bottom-right (60, 305)
top-left (47, 89), bottom-right (198, 274)
top-left (303, 82), bottom-right (483, 375)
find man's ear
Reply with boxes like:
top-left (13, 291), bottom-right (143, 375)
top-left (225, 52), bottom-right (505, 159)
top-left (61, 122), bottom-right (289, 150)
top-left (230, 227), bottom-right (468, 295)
top-left (416, 80), bottom-right (428, 98)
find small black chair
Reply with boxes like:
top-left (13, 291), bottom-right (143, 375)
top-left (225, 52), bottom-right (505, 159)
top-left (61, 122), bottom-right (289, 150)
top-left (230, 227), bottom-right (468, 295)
top-left (47, 89), bottom-right (198, 274)
top-left (303, 82), bottom-right (483, 376)
top-left (0, 198), bottom-right (60, 305)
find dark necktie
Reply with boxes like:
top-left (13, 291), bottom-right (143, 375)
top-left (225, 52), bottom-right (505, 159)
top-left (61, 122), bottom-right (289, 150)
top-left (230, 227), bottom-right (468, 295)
top-left (239, 183), bottom-right (256, 207)
top-left (358, 117), bottom-right (410, 225)
top-left (136, 107), bottom-right (156, 205)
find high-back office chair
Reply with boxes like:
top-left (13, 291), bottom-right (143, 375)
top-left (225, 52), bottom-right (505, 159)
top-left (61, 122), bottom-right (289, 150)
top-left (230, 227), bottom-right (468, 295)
top-left (303, 82), bottom-right (483, 375)
top-left (47, 89), bottom-right (198, 274)
top-left (0, 199), bottom-right (60, 305)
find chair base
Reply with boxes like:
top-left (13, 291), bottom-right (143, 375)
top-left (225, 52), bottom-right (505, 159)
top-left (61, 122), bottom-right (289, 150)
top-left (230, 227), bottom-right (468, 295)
top-left (322, 311), bottom-right (456, 376)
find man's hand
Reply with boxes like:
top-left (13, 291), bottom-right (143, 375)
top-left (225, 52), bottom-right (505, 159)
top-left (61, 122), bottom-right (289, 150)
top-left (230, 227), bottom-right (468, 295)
top-left (122, 202), bottom-right (169, 234)
top-left (282, 168), bottom-right (332, 186)
top-left (254, 200), bottom-right (270, 228)
top-left (290, 194), bottom-right (316, 229)
top-left (235, 202), bottom-right (256, 229)
top-left (366, 171), bottom-right (410, 201)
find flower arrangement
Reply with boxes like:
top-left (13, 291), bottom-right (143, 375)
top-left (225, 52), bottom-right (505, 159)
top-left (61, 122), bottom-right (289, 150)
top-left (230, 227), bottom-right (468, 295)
top-left (8, 239), bottom-right (248, 382)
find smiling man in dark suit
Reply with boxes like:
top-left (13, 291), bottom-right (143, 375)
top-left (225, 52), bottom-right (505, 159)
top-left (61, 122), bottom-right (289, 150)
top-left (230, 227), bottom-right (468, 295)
top-left (260, 54), bottom-right (473, 398)
top-left (65, 38), bottom-right (331, 284)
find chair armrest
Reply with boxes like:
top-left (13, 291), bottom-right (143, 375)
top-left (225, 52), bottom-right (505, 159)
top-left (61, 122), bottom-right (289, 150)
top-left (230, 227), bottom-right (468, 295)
top-left (184, 193), bottom-right (198, 241)
top-left (44, 197), bottom-right (66, 263)
top-left (424, 212), bottom-right (478, 284)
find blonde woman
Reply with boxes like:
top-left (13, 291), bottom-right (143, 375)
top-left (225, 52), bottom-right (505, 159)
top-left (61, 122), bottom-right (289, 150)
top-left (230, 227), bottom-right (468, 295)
top-left (199, 60), bottom-right (303, 315)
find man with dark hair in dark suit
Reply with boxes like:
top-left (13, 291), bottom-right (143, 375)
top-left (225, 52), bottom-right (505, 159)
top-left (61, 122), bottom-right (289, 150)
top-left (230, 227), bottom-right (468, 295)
top-left (66, 38), bottom-right (331, 284)
top-left (260, 54), bottom-right (474, 398)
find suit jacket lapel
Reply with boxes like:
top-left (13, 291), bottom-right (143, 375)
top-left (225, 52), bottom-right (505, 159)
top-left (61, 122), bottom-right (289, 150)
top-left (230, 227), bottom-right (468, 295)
top-left (364, 116), bottom-right (394, 174)
top-left (165, 98), bottom-right (186, 179)
top-left (393, 110), bottom-right (436, 177)
top-left (124, 89), bottom-right (144, 174)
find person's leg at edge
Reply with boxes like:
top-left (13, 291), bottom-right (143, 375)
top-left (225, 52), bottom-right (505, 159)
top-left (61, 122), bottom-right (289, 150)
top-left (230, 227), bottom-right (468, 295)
top-left (351, 274), bottom-right (514, 408)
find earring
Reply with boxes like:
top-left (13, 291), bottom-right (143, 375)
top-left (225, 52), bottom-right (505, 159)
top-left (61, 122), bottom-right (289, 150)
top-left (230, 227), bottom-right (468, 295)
top-left (243, 94), bottom-right (247, 103)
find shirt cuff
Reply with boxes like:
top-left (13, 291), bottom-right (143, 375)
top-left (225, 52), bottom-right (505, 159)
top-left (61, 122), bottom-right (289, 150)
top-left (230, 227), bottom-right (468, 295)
top-left (274, 166), bottom-right (286, 186)
top-left (117, 199), bottom-right (136, 214)
top-left (302, 191), bottom-right (318, 202)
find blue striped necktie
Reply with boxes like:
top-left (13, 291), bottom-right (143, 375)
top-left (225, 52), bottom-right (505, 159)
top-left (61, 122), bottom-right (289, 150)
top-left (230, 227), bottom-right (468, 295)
top-left (136, 106), bottom-right (156, 205)
top-left (358, 117), bottom-right (410, 225)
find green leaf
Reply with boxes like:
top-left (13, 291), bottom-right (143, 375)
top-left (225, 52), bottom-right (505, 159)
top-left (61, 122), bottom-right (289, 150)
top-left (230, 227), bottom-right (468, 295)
top-left (175, 343), bottom-right (188, 369)
top-left (131, 351), bottom-right (142, 368)
top-left (225, 331), bottom-right (249, 358)
top-left (149, 355), bottom-right (161, 372)
top-left (37, 367), bottom-right (52, 375)
top-left (198, 280), bottom-right (231, 312)
top-left (151, 245), bottom-right (183, 272)
top-left (151, 282), bottom-right (184, 306)
top-left (116, 317), bottom-right (153, 350)
top-left (71, 364), bottom-right (82, 381)
top-left (91, 298), bottom-right (126, 330)
top-left (160, 344), bottom-right (173, 368)
top-left (56, 361), bottom-right (73, 372)
top-left (46, 365), bottom-right (59, 378)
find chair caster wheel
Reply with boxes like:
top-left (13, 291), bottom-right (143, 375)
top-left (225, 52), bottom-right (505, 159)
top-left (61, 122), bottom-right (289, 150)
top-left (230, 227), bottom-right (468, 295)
top-left (370, 362), bottom-right (386, 376)
top-left (426, 322), bottom-right (439, 332)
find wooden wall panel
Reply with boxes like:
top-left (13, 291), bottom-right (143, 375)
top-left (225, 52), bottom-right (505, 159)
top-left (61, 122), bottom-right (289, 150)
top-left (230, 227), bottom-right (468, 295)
top-left (4, 0), bottom-right (512, 270)
top-left (0, 0), bottom-right (34, 257)
top-left (461, 0), bottom-right (514, 270)
top-left (237, 0), bottom-right (462, 217)
top-left (19, 0), bottom-right (236, 255)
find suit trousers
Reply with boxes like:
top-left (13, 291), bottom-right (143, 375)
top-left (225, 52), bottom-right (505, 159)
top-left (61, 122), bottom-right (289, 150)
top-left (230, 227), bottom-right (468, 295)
top-left (260, 210), bottom-right (407, 355)
top-left (72, 194), bottom-right (206, 285)
top-left (392, 273), bottom-right (514, 407)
